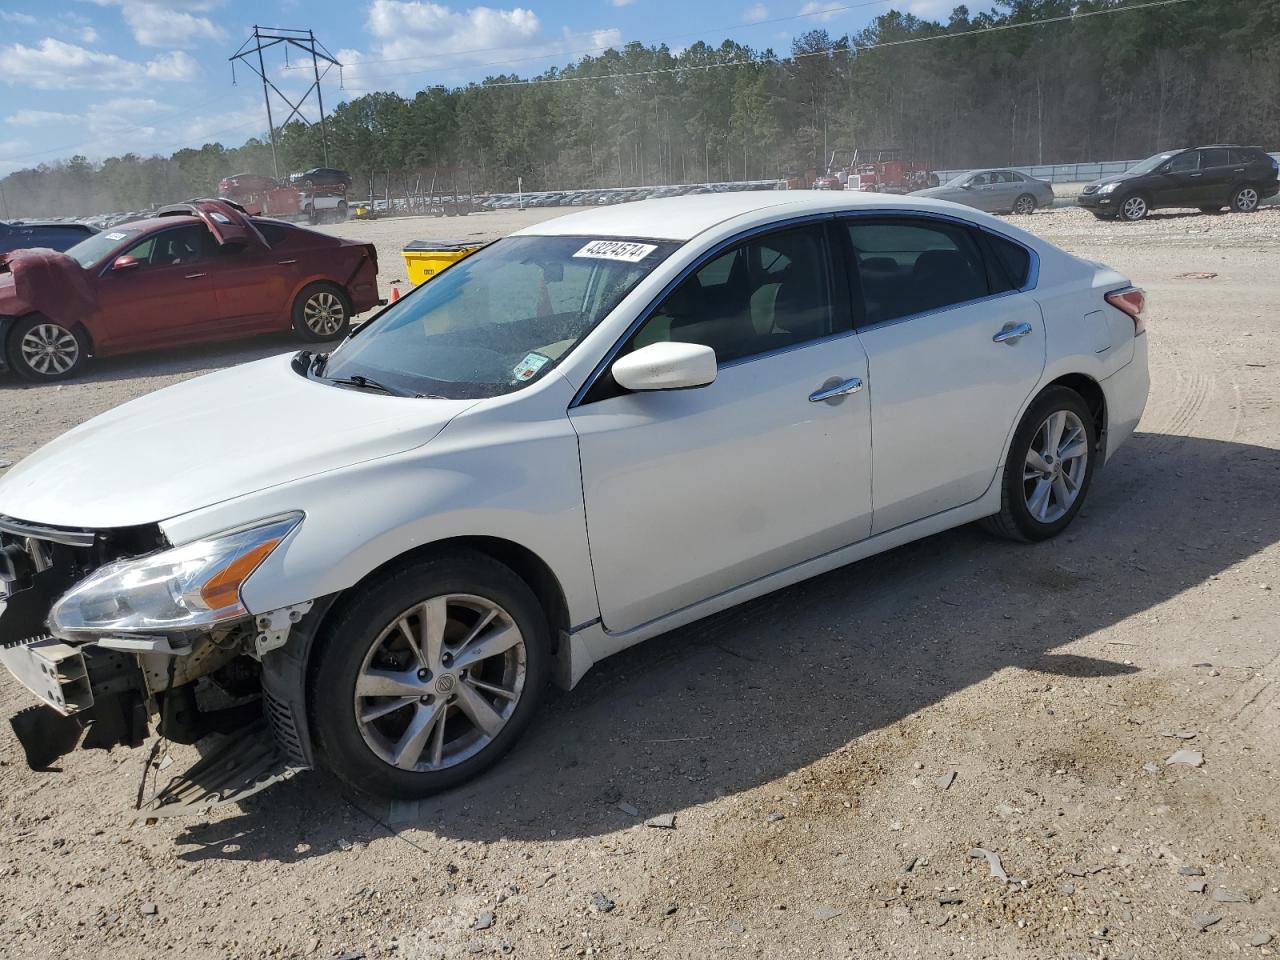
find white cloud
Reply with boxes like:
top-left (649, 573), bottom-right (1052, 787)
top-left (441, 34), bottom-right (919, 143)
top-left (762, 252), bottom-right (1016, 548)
top-left (799, 1), bottom-right (843, 21)
top-left (143, 51), bottom-right (199, 81)
top-left (80, 27), bottom-right (100, 42)
top-left (0, 38), bottom-right (200, 90)
top-left (0, 11), bottom-right (38, 25)
top-left (744, 3), bottom-right (768, 22)
top-left (338, 2), bottom-right (624, 89)
top-left (7, 109), bottom-right (80, 125)
top-left (122, 3), bottom-right (226, 47)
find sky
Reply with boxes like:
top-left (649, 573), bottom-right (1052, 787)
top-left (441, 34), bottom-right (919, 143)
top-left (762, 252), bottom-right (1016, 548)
top-left (0, 0), bottom-right (959, 175)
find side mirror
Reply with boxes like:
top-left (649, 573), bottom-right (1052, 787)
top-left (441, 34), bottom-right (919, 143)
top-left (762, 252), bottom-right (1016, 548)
top-left (111, 255), bottom-right (141, 272)
top-left (959, 181), bottom-right (973, 190)
top-left (612, 341), bottom-right (717, 392)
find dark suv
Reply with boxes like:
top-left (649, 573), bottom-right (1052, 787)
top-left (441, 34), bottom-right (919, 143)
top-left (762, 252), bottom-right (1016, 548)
top-left (1077, 145), bottom-right (1279, 221)
top-left (0, 220), bottom-right (98, 255)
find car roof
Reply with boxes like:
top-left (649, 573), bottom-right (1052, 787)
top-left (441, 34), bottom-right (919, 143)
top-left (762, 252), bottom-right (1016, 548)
top-left (513, 189), bottom-right (1001, 242)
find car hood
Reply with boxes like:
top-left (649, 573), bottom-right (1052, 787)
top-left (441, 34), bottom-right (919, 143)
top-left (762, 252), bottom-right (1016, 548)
top-left (0, 354), bottom-right (477, 530)
top-left (0, 248), bottom-right (94, 318)
top-left (1088, 171), bottom-right (1136, 188)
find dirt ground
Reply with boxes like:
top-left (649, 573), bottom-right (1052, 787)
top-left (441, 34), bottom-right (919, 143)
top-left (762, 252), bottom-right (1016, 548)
top-left (1, 202), bottom-right (1278, 960)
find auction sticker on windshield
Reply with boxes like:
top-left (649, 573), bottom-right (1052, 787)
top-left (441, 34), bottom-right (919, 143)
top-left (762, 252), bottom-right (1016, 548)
top-left (573, 240), bottom-right (657, 263)
top-left (513, 352), bottom-right (551, 381)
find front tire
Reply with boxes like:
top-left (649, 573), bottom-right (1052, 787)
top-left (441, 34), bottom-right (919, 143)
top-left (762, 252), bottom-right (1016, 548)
top-left (7, 315), bottom-right (88, 382)
top-left (1117, 194), bottom-right (1149, 221)
top-left (310, 552), bottom-right (550, 799)
top-left (981, 386), bottom-right (1098, 542)
top-left (1230, 184), bottom-right (1261, 213)
top-left (292, 282), bottom-right (352, 342)
top-left (1012, 193), bottom-right (1037, 215)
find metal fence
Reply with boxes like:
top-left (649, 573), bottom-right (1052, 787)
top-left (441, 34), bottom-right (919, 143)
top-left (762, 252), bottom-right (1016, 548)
top-left (933, 160), bottom-right (1144, 184)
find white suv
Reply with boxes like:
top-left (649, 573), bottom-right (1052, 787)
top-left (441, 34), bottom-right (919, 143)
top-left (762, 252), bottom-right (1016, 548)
top-left (0, 191), bottom-right (1148, 811)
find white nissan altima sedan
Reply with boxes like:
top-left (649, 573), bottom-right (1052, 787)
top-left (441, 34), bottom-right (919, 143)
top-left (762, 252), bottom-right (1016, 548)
top-left (0, 191), bottom-right (1148, 809)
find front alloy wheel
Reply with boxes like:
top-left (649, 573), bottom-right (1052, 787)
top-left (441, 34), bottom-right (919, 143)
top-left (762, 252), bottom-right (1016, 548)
top-left (354, 594), bottom-right (526, 772)
top-left (1118, 195), bottom-right (1148, 221)
top-left (8, 317), bottom-right (87, 381)
top-left (312, 552), bottom-right (549, 798)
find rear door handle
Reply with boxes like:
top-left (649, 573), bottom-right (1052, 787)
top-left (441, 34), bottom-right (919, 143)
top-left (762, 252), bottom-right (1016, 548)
top-left (278, 259), bottom-right (298, 264)
top-left (809, 377), bottom-right (863, 403)
top-left (184, 273), bottom-right (207, 279)
top-left (992, 321), bottom-right (1033, 344)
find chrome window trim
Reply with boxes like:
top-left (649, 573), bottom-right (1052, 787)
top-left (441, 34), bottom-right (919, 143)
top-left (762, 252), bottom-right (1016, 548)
top-left (570, 207), bottom-right (1041, 406)
top-left (569, 211), bottom-right (840, 408)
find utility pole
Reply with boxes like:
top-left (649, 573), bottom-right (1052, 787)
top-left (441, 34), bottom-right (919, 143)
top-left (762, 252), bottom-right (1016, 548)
top-left (230, 26), bottom-right (341, 179)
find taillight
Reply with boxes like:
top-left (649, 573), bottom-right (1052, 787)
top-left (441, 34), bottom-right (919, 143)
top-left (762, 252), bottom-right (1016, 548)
top-left (1105, 287), bottom-right (1146, 334)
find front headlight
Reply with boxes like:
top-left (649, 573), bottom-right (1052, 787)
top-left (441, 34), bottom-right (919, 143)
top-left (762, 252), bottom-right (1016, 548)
top-left (50, 514), bottom-right (302, 638)
top-left (1097, 182), bottom-right (1119, 195)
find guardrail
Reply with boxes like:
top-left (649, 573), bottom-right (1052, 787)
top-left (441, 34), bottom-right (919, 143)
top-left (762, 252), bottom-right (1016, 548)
top-left (933, 160), bottom-right (1144, 184)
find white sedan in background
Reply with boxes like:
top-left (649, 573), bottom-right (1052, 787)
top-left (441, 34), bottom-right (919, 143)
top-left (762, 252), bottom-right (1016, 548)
top-left (0, 191), bottom-right (1147, 809)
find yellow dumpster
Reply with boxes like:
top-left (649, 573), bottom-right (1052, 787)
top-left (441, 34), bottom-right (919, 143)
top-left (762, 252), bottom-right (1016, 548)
top-left (401, 239), bottom-right (483, 285)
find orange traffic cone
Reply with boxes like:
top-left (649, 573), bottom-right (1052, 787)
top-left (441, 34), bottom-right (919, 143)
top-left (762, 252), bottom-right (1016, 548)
top-left (390, 285), bottom-right (401, 302)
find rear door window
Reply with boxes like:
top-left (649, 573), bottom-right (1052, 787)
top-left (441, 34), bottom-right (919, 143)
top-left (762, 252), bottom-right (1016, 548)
top-left (1200, 148), bottom-right (1231, 169)
top-left (983, 233), bottom-right (1033, 292)
top-left (844, 219), bottom-right (990, 326)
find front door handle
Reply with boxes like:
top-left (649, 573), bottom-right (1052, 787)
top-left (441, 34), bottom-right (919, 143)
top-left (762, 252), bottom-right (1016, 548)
top-left (992, 322), bottom-right (1033, 345)
top-left (184, 272), bottom-right (207, 279)
top-left (809, 376), bottom-right (863, 403)
top-left (278, 259), bottom-right (298, 265)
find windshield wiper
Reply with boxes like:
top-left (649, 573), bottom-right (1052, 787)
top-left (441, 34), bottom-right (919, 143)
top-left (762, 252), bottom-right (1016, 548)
top-left (327, 374), bottom-right (401, 396)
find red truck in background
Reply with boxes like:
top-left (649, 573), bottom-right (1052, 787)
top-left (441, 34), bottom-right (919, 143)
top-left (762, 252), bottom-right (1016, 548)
top-left (813, 149), bottom-right (939, 193)
top-left (218, 168), bottom-right (354, 224)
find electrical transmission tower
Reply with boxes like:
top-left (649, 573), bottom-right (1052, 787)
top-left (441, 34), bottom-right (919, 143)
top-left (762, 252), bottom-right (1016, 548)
top-left (230, 26), bottom-right (341, 179)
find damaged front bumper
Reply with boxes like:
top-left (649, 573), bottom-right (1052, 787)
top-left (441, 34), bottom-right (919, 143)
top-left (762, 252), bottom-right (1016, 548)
top-left (0, 513), bottom-right (321, 814)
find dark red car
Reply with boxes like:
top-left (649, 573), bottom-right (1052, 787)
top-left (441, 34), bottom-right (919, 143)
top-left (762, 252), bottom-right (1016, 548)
top-left (0, 199), bottom-right (380, 381)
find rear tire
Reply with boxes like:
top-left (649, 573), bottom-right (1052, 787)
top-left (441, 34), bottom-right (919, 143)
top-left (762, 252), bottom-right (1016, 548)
top-left (981, 386), bottom-right (1098, 543)
top-left (291, 282), bottom-right (352, 342)
top-left (310, 552), bottom-right (550, 799)
top-left (1230, 184), bottom-right (1261, 213)
top-left (7, 315), bottom-right (89, 382)
top-left (1012, 193), bottom-right (1037, 215)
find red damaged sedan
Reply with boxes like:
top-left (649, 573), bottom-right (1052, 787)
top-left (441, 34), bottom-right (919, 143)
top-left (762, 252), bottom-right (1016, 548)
top-left (0, 198), bottom-right (380, 381)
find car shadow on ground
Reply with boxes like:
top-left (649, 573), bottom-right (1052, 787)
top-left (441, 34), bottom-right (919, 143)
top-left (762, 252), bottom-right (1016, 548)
top-left (170, 431), bottom-right (1280, 863)
top-left (0, 332), bottom-right (348, 390)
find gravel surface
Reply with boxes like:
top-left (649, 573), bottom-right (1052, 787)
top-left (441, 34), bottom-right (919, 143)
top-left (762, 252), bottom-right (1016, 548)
top-left (1, 202), bottom-right (1278, 959)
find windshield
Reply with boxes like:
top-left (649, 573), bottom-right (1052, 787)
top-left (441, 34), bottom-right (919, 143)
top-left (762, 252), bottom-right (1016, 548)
top-left (64, 227), bottom-right (141, 268)
top-left (319, 235), bottom-right (678, 399)
top-left (1126, 151), bottom-right (1180, 176)
top-left (945, 172), bottom-right (973, 186)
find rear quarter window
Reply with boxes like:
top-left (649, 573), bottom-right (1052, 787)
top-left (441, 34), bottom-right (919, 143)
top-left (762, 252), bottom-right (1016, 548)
top-left (984, 232), bottom-right (1033, 290)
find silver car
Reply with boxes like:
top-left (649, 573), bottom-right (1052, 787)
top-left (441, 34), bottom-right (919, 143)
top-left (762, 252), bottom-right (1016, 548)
top-left (912, 169), bottom-right (1055, 215)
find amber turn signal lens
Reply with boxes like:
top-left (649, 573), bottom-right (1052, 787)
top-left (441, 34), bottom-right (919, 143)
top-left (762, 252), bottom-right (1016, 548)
top-left (199, 538), bottom-right (282, 611)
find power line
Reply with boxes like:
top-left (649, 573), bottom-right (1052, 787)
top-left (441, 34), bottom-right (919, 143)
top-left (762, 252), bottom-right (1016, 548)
top-left (316, 0), bottom-right (896, 78)
top-left (431, 0), bottom-right (1199, 92)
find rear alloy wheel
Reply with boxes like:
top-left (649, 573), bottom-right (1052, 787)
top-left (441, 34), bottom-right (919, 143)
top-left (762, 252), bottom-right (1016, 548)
top-left (8, 316), bottom-right (88, 382)
top-left (311, 552), bottom-right (549, 798)
top-left (1012, 193), bottom-right (1037, 215)
top-left (292, 282), bottom-right (352, 342)
top-left (1118, 194), bottom-right (1149, 222)
top-left (981, 386), bottom-right (1097, 542)
top-left (1230, 185), bottom-right (1260, 213)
